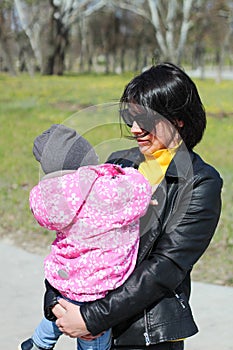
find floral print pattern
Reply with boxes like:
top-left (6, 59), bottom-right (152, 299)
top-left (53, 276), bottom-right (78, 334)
top-left (30, 164), bottom-right (151, 301)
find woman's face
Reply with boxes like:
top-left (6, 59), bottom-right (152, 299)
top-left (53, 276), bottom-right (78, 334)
top-left (130, 121), bottom-right (162, 155)
top-left (130, 119), bottom-right (180, 156)
top-left (121, 104), bottom-right (182, 156)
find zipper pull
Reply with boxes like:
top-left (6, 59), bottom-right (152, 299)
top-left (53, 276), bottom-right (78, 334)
top-left (143, 332), bottom-right (151, 346)
top-left (174, 292), bottom-right (186, 309)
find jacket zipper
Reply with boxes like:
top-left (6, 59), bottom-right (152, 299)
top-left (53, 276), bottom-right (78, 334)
top-left (143, 309), bottom-right (151, 346)
top-left (173, 291), bottom-right (186, 309)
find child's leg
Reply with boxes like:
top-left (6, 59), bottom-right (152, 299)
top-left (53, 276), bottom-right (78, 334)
top-left (32, 317), bottom-right (63, 349)
top-left (77, 329), bottom-right (112, 350)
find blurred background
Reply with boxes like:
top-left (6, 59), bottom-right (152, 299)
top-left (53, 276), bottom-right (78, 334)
top-left (1, 0), bottom-right (233, 78)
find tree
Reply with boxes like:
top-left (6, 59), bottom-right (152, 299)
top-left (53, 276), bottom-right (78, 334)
top-left (14, 0), bottom-right (109, 75)
top-left (110, 0), bottom-right (199, 64)
top-left (0, 0), bottom-right (17, 75)
top-left (14, 0), bottom-right (45, 69)
top-left (2, 0), bottom-right (233, 75)
top-left (191, 0), bottom-right (233, 81)
top-left (84, 7), bottom-right (154, 73)
top-left (216, 0), bottom-right (233, 81)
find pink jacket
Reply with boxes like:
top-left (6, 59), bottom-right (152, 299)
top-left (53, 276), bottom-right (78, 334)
top-left (29, 164), bottom-right (151, 301)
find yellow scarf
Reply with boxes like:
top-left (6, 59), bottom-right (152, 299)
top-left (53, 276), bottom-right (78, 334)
top-left (138, 147), bottom-right (177, 186)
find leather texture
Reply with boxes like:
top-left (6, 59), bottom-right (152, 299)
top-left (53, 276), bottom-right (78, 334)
top-left (44, 279), bottom-right (61, 322)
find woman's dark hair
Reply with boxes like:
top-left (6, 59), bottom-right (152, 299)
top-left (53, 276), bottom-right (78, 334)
top-left (120, 62), bottom-right (206, 150)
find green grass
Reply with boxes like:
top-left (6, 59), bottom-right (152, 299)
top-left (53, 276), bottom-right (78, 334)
top-left (0, 72), bottom-right (232, 284)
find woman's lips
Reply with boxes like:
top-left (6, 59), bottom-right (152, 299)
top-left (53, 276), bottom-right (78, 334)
top-left (137, 139), bottom-right (150, 146)
top-left (133, 131), bottom-right (150, 140)
top-left (133, 132), bottom-right (150, 145)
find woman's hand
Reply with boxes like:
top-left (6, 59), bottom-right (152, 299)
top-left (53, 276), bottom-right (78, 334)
top-left (52, 302), bottom-right (66, 319)
top-left (53, 298), bottom-right (89, 338)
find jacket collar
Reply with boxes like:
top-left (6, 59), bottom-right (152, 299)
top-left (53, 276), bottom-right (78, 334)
top-left (165, 143), bottom-right (194, 180)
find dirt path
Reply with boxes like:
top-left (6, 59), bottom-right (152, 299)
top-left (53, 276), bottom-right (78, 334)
top-left (1, 240), bottom-right (233, 350)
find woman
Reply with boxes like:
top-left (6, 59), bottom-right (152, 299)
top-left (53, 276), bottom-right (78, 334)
top-left (53, 62), bottom-right (223, 350)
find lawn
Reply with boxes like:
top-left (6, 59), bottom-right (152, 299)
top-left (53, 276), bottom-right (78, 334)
top-left (0, 72), bottom-right (232, 285)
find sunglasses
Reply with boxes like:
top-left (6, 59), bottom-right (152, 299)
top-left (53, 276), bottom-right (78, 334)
top-left (120, 109), bottom-right (157, 132)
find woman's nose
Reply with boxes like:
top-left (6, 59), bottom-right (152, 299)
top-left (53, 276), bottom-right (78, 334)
top-left (131, 121), bottom-right (142, 133)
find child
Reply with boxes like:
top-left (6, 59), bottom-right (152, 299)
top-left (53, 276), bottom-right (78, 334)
top-left (19, 124), bottom-right (152, 350)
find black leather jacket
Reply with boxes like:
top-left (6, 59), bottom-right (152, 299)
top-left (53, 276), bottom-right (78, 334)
top-left (80, 145), bottom-right (223, 347)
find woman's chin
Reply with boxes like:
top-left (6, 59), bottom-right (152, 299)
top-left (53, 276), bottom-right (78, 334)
top-left (138, 143), bottom-right (153, 155)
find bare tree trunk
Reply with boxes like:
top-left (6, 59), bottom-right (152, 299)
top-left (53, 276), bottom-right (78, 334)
top-left (86, 41), bottom-right (93, 73)
top-left (215, 50), bottom-right (222, 83)
top-left (14, 0), bottom-right (42, 68)
top-left (105, 52), bottom-right (110, 74)
top-left (165, 0), bottom-right (177, 59)
top-left (0, 39), bottom-right (16, 75)
top-left (53, 27), bottom-right (69, 75)
top-left (177, 0), bottom-right (194, 65)
top-left (134, 45), bottom-right (140, 72)
top-left (41, 2), bottom-right (69, 75)
top-left (120, 47), bottom-right (126, 73)
top-left (78, 17), bottom-right (89, 73)
top-left (17, 35), bottom-right (35, 76)
top-left (147, 0), bottom-right (168, 59)
top-left (40, 15), bottom-right (54, 75)
top-left (0, 9), bottom-right (16, 75)
top-left (112, 47), bottom-right (117, 73)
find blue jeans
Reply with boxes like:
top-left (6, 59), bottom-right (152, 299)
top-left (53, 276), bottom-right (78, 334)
top-left (32, 299), bottom-right (111, 350)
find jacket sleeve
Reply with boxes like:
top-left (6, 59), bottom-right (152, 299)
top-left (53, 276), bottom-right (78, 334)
top-left (44, 279), bottom-right (61, 321)
top-left (80, 168), bottom-right (223, 336)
